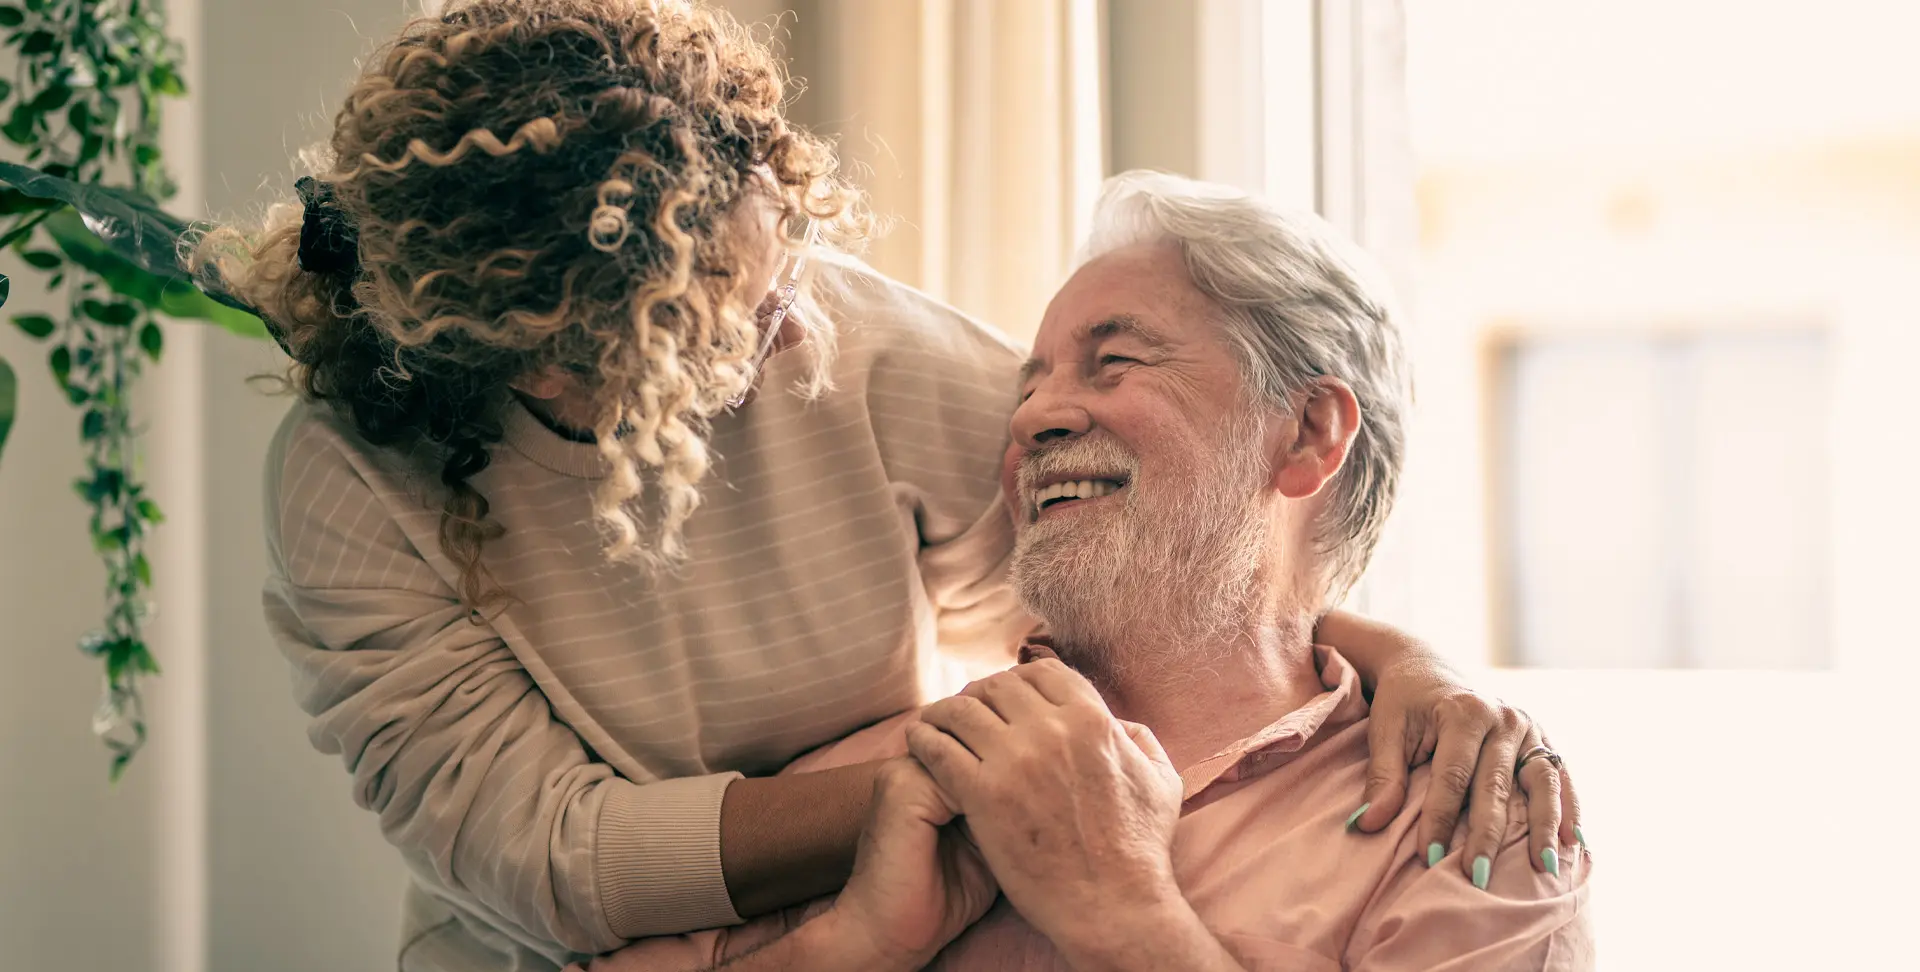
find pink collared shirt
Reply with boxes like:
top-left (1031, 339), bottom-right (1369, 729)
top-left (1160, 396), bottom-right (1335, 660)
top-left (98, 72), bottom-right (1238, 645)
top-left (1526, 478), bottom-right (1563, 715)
top-left (581, 646), bottom-right (1594, 971)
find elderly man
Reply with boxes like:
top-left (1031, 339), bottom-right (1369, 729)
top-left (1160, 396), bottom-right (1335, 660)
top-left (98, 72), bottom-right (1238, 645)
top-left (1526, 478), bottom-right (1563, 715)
top-left (582, 172), bottom-right (1594, 972)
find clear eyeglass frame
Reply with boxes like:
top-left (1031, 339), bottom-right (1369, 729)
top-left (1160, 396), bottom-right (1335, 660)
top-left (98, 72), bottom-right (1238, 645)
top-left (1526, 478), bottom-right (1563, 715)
top-left (728, 218), bottom-right (820, 408)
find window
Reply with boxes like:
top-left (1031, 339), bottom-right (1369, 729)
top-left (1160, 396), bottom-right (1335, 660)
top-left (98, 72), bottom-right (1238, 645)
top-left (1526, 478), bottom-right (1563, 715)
top-left (1491, 328), bottom-right (1832, 668)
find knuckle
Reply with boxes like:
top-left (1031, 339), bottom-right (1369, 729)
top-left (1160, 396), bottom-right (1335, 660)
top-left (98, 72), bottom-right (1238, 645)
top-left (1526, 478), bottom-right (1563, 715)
top-left (1434, 763), bottom-right (1477, 796)
top-left (1481, 769), bottom-right (1514, 796)
top-left (1496, 708), bottom-right (1526, 733)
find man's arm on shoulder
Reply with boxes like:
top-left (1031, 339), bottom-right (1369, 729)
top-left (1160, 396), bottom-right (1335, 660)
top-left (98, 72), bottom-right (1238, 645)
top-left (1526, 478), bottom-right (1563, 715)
top-left (1346, 817), bottom-right (1595, 972)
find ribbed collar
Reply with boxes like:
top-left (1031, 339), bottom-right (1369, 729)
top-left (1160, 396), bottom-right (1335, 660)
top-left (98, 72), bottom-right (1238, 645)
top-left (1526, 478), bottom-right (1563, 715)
top-left (500, 398), bottom-right (609, 480)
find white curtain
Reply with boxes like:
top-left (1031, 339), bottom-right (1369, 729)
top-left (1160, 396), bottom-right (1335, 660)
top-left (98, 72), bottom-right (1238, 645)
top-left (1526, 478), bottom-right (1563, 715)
top-left (727, 0), bottom-right (1104, 342)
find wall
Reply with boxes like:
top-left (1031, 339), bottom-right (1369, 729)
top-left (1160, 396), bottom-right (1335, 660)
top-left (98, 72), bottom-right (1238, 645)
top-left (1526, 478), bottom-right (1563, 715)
top-left (0, 235), bottom-right (159, 971)
top-left (4, 2), bottom-right (419, 971)
top-left (198, 5), bottom-right (414, 972)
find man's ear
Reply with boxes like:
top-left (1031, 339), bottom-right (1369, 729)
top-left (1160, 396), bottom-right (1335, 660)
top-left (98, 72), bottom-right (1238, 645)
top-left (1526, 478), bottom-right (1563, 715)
top-left (1272, 377), bottom-right (1362, 500)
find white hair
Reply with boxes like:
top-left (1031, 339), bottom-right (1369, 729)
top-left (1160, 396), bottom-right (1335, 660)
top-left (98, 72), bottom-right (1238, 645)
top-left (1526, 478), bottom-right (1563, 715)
top-left (1081, 170), bottom-right (1412, 601)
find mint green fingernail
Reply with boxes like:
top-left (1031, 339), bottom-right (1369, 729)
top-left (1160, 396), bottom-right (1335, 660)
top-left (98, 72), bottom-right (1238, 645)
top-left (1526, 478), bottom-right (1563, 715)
top-left (1541, 847), bottom-right (1560, 877)
top-left (1472, 855), bottom-right (1491, 890)
top-left (1344, 803), bottom-right (1370, 831)
top-left (1426, 842), bottom-right (1445, 868)
top-left (1574, 825), bottom-right (1588, 849)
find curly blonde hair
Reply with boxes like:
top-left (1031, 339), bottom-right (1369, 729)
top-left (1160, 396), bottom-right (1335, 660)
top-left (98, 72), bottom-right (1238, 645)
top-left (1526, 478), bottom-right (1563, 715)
top-left (198, 0), bottom-right (860, 609)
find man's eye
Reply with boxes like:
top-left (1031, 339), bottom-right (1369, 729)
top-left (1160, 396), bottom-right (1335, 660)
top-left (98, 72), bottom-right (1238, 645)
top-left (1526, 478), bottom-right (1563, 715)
top-left (1099, 354), bottom-right (1138, 368)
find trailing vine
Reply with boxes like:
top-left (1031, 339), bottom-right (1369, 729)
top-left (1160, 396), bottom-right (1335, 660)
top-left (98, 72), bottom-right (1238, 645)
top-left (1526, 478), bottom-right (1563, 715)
top-left (1, 0), bottom-right (188, 778)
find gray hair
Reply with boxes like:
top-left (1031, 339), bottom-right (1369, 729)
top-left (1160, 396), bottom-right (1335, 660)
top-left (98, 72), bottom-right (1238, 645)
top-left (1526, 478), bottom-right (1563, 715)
top-left (1081, 170), bottom-right (1412, 602)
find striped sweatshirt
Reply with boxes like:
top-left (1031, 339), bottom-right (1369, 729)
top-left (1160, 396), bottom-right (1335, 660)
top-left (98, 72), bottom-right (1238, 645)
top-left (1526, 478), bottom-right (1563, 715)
top-left (262, 260), bottom-right (1031, 970)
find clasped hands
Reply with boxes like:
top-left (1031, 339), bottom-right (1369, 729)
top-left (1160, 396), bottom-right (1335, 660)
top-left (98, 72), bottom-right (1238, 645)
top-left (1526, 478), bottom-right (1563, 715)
top-left (816, 656), bottom-right (1201, 972)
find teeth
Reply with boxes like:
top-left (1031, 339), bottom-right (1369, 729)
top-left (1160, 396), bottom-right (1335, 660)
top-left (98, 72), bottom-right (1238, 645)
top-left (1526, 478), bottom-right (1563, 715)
top-left (1034, 479), bottom-right (1122, 508)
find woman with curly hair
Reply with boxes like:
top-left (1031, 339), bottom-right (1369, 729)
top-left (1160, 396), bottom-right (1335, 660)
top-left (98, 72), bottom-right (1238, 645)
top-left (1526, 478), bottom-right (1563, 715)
top-left (203, 2), bottom-right (1579, 969)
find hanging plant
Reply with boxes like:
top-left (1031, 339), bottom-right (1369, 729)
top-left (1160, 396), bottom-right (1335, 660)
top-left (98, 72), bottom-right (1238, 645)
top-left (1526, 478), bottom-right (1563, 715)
top-left (0, 0), bottom-right (269, 779)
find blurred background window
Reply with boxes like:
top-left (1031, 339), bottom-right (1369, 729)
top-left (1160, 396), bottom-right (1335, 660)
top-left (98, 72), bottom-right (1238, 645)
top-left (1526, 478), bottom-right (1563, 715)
top-left (1492, 328), bottom-right (1832, 670)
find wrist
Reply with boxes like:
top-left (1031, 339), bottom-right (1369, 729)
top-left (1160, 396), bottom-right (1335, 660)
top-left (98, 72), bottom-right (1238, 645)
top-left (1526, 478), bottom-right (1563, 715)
top-left (1047, 893), bottom-right (1216, 972)
top-left (809, 904), bottom-right (930, 972)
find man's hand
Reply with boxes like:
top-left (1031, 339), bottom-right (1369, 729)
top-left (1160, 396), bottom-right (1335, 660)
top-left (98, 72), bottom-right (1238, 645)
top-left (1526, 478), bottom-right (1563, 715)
top-left (906, 659), bottom-right (1187, 964)
top-left (826, 758), bottom-right (998, 970)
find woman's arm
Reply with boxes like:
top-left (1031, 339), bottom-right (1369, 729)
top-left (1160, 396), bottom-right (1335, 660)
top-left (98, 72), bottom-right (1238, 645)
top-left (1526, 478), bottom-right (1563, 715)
top-left (1312, 609), bottom-right (1584, 886)
top-left (719, 763), bottom-right (879, 917)
top-left (1314, 608), bottom-right (1450, 694)
top-left (270, 419), bottom-right (750, 955)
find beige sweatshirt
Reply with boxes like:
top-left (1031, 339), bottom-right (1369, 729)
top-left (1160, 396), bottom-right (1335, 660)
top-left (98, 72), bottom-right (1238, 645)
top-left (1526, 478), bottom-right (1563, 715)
top-left (262, 261), bottom-right (1030, 971)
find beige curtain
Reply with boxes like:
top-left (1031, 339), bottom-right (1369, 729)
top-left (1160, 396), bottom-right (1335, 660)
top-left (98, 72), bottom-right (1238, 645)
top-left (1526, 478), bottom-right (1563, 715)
top-left (727, 0), bottom-right (1106, 342)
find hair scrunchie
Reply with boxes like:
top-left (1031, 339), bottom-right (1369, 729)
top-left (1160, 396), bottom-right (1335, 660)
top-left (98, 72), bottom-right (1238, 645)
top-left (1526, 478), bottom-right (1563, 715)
top-left (294, 176), bottom-right (360, 276)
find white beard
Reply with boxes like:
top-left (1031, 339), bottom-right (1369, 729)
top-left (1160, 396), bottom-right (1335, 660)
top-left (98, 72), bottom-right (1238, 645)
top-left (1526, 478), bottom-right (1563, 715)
top-left (1010, 418), bottom-right (1271, 682)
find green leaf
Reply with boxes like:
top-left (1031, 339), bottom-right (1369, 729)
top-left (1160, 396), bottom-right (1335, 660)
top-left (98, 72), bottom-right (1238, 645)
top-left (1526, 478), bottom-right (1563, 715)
top-left (0, 167), bottom-right (273, 340)
top-left (147, 65), bottom-right (186, 97)
top-left (18, 30), bottom-right (54, 55)
top-left (132, 552), bottom-right (151, 587)
top-left (48, 342), bottom-right (70, 387)
top-left (80, 467), bottom-right (124, 503)
top-left (38, 209), bottom-right (264, 337)
top-left (81, 298), bottom-right (138, 327)
top-left (0, 354), bottom-right (15, 467)
top-left (0, 78), bottom-right (12, 102)
top-left (66, 101), bottom-right (89, 133)
top-left (22, 250), bottom-right (60, 269)
top-left (0, 8), bottom-right (24, 28)
top-left (132, 143), bottom-right (158, 167)
top-left (139, 321), bottom-right (162, 360)
top-left (12, 312), bottom-right (55, 338)
top-left (92, 527), bottom-right (126, 553)
top-left (0, 189), bottom-right (58, 215)
top-left (155, 279), bottom-right (268, 339)
top-left (136, 498), bottom-right (164, 523)
top-left (29, 83), bottom-right (69, 112)
top-left (0, 271), bottom-right (8, 308)
top-left (1, 106), bottom-right (34, 146)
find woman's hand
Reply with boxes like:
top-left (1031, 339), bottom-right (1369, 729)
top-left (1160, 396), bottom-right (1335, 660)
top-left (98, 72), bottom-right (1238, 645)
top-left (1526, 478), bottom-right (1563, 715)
top-left (1351, 651), bottom-right (1584, 883)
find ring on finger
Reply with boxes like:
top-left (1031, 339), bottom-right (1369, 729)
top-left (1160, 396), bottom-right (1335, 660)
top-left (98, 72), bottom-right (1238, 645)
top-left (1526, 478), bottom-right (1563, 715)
top-left (1516, 744), bottom-right (1563, 772)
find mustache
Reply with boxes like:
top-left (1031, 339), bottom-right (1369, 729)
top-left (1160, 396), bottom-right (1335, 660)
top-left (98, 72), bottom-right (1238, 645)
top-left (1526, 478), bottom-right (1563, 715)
top-left (1014, 435), bottom-right (1140, 517)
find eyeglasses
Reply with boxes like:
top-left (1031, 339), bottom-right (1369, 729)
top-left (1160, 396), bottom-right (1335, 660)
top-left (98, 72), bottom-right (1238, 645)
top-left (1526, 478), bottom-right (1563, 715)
top-left (728, 218), bottom-right (819, 408)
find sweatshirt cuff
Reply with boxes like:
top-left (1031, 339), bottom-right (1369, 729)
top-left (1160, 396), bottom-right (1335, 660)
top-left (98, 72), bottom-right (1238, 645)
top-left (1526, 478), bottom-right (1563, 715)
top-left (596, 771), bottom-right (745, 939)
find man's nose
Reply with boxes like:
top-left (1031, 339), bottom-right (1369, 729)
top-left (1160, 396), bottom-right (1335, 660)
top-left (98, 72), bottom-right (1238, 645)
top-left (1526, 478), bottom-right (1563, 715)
top-left (1010, 381), bottom-right (1091, 449)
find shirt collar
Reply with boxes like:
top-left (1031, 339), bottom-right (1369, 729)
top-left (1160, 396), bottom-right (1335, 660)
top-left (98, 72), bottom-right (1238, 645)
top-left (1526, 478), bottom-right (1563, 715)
top-left (1171, 644), bottom-right (1369, 801)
